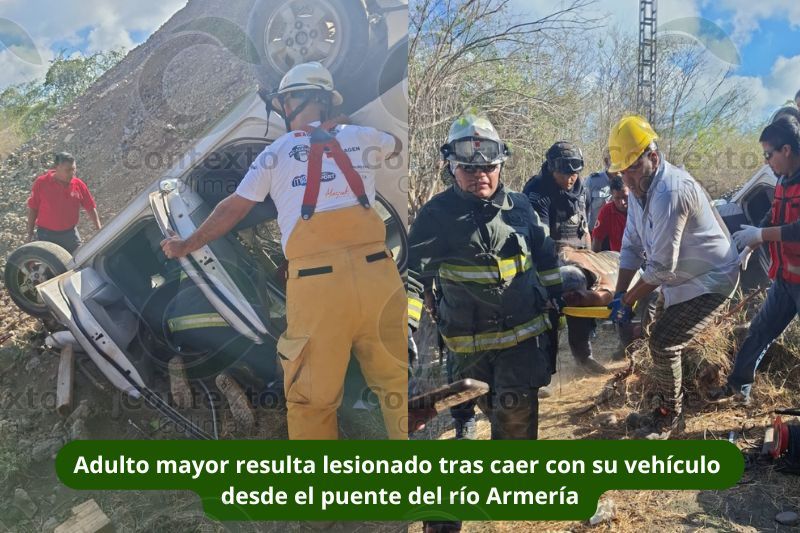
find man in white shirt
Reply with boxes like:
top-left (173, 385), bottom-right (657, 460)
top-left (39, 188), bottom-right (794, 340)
top-left (607, 115), bottom-right (739, 440)
top-left (161, 62), bottom-right (407, 440)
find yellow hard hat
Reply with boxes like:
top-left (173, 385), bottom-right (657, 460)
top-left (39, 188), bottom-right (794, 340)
top-left (607, 115), bottom-right (659, 172)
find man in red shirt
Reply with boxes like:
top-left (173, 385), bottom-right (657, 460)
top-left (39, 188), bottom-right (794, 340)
top-left (591, 175), bottom-right (628, 252)
top-left (26, 152), bottom-right (101, 253)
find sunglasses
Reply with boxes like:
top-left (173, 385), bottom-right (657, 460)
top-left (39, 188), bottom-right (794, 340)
top-left (458, 164), bottom-right (500, 174)
top-left (764, 148), bottom-right (780, 160)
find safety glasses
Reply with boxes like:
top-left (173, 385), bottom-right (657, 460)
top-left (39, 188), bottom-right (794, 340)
top-left (457, 163), bottom-right (500, 174)
top-left (449, 137), bottom-right (503, 164)
top-left (551, 157), bottom-right (584, 174)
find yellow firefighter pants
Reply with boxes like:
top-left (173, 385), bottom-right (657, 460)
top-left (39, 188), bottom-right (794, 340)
top-left (278, 205), bottom-right (408, 440)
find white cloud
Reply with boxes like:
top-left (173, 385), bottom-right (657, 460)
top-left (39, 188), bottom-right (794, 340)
top-left (507, 0), bottom-right (700, 33)
top-left (86, 23), bottom-right (135, 53)
top-left (722, 54), bottom-right (800, 124)
top-left (0, 43), bottom-right (53, 87)
top-left (0, 0), bottom-right (187, 87)
top-left (703, 0), bottom-right (800, 45)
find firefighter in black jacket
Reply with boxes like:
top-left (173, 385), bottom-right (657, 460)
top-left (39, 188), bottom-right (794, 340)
top-left (407, 114), bottom-right (562, 440)
top-left (523, 141), bottom-right (607, 375)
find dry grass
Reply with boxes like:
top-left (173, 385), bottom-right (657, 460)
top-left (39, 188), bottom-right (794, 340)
top-left (0, 126), bottom-right (23, 159)
top-left (627, 292), bottom-right (800, 417)
top-left (413, 292), bottom-right (800, 532)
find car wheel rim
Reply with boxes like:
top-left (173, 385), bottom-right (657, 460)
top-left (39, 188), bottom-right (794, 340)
top-left (16, 259), bottom-right (55, 307)
top-left (263, 0), bottom-right (344, 74)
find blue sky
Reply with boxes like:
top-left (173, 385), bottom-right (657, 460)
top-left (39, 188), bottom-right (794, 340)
top-left (2, 0), bottom-right (800, 123)
top-left (511, 0), bottom-right (800, 123)
top-left (699, 1), bottom-right (800, 79)
top-left (0, 0), bottom-right (187, 88)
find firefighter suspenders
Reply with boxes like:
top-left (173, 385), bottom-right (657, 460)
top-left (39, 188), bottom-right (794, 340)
top-left (300, 121), bottom-right (370, 220)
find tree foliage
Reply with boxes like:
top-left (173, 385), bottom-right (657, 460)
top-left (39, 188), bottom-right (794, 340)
top-left (408, 0), bottom-right (760, 216)
top-left (0, 49), bottom-right (124, 151)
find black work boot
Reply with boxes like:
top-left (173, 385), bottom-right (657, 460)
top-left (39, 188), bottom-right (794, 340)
top-left (424, 520), bottom-right (462, 532)
top-left (453, 416), bottom-right (477, 440)
top-left (611, 342), bottom-right (628, 361)
top-left (578, 356), bottom-right (608, 375)
top-left (626, 407), bottom-right (685, 440)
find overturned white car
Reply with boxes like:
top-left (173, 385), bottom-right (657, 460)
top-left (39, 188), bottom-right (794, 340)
top-left (3, 0), bottom-right (409, 439)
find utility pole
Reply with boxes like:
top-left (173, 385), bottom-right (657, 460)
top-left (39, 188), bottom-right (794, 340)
top-left (637, 0), bottom-right (657, 124)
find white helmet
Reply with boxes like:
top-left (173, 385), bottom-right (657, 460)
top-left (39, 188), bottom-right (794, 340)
top-left (271, 61), bottom-right (343, 110)
top-left (441, 114), bottom-right (509, 165)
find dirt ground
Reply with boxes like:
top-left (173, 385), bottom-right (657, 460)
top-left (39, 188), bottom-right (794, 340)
top-left (410, 321), bottom-right (800, 533)
top-left (2, 311), bottom-right (798, 531)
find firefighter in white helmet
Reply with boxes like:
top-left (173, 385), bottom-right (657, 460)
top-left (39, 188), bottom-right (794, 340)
top-left (161, 61), bottom-right (407, 440)
top-left (408, 113), bottom-right (561, 441)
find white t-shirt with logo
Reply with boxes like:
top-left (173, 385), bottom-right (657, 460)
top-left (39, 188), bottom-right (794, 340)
top-left (236, 122), bottom-right (396, 251)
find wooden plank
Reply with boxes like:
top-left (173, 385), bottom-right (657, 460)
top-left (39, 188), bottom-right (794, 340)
top-left (56, 344), bottom-right (75, 417)
top-left (54, 499), bottom-right (113, 533)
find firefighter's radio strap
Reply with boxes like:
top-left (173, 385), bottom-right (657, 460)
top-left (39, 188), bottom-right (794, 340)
top-left (300, 121), bottom-right (370, 220)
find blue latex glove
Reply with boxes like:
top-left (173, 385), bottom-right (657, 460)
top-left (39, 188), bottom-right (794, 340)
top-left (608, 291), bottom-right (634, 325)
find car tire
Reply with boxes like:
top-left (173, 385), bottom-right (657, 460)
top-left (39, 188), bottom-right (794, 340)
top-left (247, 0), bottom-right (370, 90)
top-left (4, 241), bottom-right (72, 318)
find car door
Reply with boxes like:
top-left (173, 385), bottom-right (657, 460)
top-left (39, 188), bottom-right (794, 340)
top-left (38, 268), bottom-right (145, 398)
top-left (149, 179), bottom-right (275, 344)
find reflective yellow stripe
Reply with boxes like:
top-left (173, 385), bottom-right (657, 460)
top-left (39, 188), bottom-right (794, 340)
top-left (442, 313), bottom-right (551, 354)
top-left (168, 313), bottom-right (228, 332)
top-left (538, 268), bottom-right (562, 286)
top-left (440, 254), bottom-right (531, 284)
top-left (408, 296), bottom-right (423, 323)
top-left (498, 255), bottom-right (532, 281)
top-left (563, 306), bottom-right (612, 319)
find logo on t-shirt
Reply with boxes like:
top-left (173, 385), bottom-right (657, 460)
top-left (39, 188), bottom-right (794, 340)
top-left (289, 145), bottom-right (310, 162)
top-left (291, 172), bottom-right (337, 187)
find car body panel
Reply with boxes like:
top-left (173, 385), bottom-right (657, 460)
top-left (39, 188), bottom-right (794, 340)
top-left (149, 183), bottom-right (269, 343)
top-left (38, 269), bottom-right (145, 398)
top-left (717, 164), bottom-right (777, 288)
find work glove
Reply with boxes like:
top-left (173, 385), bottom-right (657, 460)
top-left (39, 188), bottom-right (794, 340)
top-left (732, 224), bottom-right (763, 250)
top-left (608, 291), bottom-right (634, 326)
top-left (738, 245), bottom-right (753, 270)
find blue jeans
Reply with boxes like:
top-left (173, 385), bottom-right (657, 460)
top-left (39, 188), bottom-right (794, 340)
top-left (728, 278), bottom-right (800, 397)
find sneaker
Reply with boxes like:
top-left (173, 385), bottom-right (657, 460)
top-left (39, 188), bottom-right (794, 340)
top-left (453, 417), bottom-right (477, 440)
top-left (708, 384), bottom-right (751, 406)
top-left (578, 356), bottom-right (608, 375)
top-left (216, 373), bottom-right (255, 433)
top-left (627, 407), bottom-right (685, 440)
top-left (538, 386), bottom-right (553, 399)
top-left (168, 356), bottom-right (193, 409)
